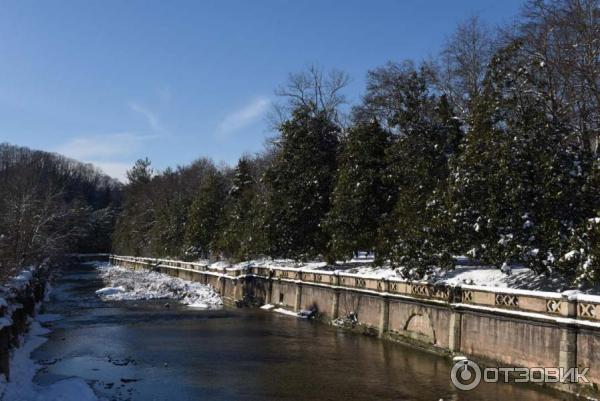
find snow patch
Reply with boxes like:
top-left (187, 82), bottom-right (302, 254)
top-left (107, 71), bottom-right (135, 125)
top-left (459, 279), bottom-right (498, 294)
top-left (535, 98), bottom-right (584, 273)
top-left (9, 269), bottom-right (34, 291)
top-left (96, 263), bottom-right (222, 309)
top-left (35, 378), bottom-right (99, 401)
top-left (563, 250), bottom-right (580, 261)
top-left (94, 286), bottom-right (126, 297)
top-left (0, 317), bottom-right (12, 329)
top-left (259, 304), bottom-right (306, 318)
top-left (272, 308), bottom-right (305, 318)
top-left (1, 318), bottom-right (99, 401)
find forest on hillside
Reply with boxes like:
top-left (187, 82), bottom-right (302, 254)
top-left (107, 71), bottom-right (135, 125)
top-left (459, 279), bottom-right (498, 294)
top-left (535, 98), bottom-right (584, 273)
top-left (0, 144), bottom-right (121, 280)
top-left (2, 0), bottom-right (599, 285)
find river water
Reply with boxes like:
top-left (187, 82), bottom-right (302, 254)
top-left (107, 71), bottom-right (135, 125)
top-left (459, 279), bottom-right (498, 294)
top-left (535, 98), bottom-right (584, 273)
top-left (32, 263), bottom-right (575, 401)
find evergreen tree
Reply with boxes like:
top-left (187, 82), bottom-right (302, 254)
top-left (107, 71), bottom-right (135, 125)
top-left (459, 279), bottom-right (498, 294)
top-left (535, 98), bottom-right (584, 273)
top-left (325, 121), bottom-right (390, 260)
top-left (126, 158), bottom-right (153, 185)
top-left (215, 157), bottom-right (260, 260)
top-left (184, 170), bottom-right (227, 260)
top-left (264, 105), bottom-right (339, 259)
top-left (378, 97), bottom-right (460, 276)
top-left (449, 41), bottom-right (589, 273)
top-left (150, 169), bottom-right (189, 257)
top-left (113, 158), bottom-right (155, 256)
top-left (362, 63), bottom-right (461, 277)
top-left (559, 163), bottom-right (600, 284)
top-left (560, 215), bottom-right (600, 285)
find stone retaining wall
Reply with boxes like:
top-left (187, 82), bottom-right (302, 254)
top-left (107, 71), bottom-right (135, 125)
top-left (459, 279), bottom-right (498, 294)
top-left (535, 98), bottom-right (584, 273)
top-left (109, 254), bottom-right (600, 397)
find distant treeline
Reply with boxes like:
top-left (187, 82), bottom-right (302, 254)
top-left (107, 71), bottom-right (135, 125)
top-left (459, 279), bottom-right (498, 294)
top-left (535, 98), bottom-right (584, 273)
top-left (114, 0), bottom-right (600, 284)
top-left (0, 143), bottom-right (121, 279)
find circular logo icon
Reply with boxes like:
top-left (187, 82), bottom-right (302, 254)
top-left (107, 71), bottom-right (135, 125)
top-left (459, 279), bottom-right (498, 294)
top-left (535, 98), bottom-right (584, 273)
top-left (451, 359), bottom-right (481, 391)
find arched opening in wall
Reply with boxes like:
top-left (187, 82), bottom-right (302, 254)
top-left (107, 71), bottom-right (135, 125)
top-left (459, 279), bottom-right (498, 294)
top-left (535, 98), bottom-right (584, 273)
top-left (404, 313), bottom-right (436, 345)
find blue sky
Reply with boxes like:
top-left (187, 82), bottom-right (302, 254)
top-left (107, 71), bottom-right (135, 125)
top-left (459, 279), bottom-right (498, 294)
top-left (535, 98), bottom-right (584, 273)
top-left (0, 0), bottom-right (523, 181)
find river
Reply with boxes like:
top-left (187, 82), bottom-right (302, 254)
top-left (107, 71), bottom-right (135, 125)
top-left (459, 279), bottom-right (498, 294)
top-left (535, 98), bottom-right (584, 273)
top-left (31, 262), bottom-right (575, 401)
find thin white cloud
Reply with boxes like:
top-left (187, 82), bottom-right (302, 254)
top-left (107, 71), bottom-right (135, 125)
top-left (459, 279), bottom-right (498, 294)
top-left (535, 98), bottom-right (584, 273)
top-left (91, 161), bottom-right (132, 182)
top-left (55, 133), bottom-right (156, 182)
top-left (129, 102), bottom-right (162, 132)
top-left (55, 133), bottom-right (151, 160)
top-left (218, 97), bottom-right (270, 136)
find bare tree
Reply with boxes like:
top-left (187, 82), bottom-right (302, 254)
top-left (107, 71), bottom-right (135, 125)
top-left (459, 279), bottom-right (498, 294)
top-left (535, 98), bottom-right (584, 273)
top-left (352, 60), bottom-right (438, 132)
top-left (0, 143), bottom-right (120, 277)
top-left (519, 0), bottom-right (600, 153)
top-left (271, 65), bottom-right (350, 127)
top-left (438, 16), bottom-right (498, 118)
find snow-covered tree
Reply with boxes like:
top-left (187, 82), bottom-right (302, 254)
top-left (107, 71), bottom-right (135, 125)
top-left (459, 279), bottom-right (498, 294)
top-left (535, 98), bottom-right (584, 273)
top-left (0, 143), bottom-right (120, 275)
top-left (184, 170), bottom-right (227, 260)
top-left (325, 121), bottom-right (390, 260)
top-left (353, 62), bottom-right (460, 276)
top-left (264, 105), bottom-right (339, 259)
top-left (560, 215), bottom-right (600, 284)
top-left (215, 157), bottom-right (263, 260)
top-left (449, 40), bottom-right (590, 273)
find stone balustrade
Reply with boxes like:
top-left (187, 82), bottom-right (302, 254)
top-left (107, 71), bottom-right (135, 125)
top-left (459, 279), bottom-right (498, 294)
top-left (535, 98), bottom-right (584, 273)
top-left (108, 255), bottom-right (600, 322)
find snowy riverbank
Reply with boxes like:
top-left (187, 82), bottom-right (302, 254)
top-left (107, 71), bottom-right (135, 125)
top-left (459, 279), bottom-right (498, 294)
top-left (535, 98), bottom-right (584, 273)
top-left (1, 316), bottom-right (99, 401)
top-left (0, 263), bottom-right (100, 401)
top-left (95, 262), bottom-right (222, 308)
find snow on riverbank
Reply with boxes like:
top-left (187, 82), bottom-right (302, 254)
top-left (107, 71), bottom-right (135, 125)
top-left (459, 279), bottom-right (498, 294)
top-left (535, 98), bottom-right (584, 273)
top-left (338, 262), bottom-right (584, 293)
top-left (1, 316), bottom-right (99, 401)
top-left (338, 261), bottom-right (591, 293)
top-left (218, 256), bottom-right (588, 293)
top-left (0, 264), bottom-right (98, 400)
top-left (427, 264), bottom-right (571, 291)
top-left (95, 263), bottom-right (222, 308)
